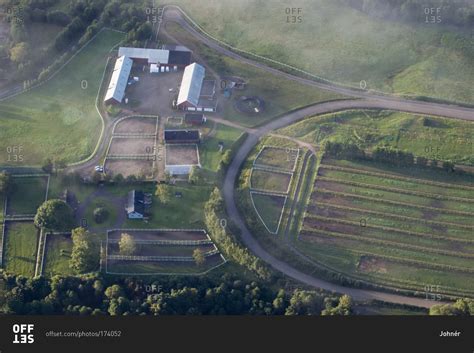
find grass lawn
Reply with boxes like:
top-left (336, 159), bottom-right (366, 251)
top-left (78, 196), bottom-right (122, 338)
top-left (251, 192), bottom-right (286, 233)
top-left (250, 169), bottom-right (292, 194)
top-left (83, 197), bottom-right (119, 230)
top-left (199, 123), bottom-right (243, 171)
top-left (7, 176), bottom-right (48, 215)
top-left (277, 110), bottom-right (474, 165)
top-left (0, 29), bottom-right (125, 165)
top-left (42, 233), bottom-right (74, 277)
top-left (123, 184), bottom-right (212, 229)
top-left (106, 253), bottom-right (224, 275)
top-left (254, 146), bottom-right (298, 171)
top-left (162, 22), bottom-right (346, 127)
top-left (172, 0), bottom-right (473, 104)
top-left (3, 222), bottom-right (38, 277)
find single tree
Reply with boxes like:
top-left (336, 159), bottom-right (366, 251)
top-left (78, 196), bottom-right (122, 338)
top-left (34, 199), bottom-right (74, 231)
top-left (193, 248), bottom-right (205, 267)
top-left (93, 207), bottom-right (108, 224)
top-left (119, 233), bottom-right (136, 255)
top-left (0, 171), bottom-right (12, 194)
top-left (70, 227), bottom-right (99, 274)
top-left (155, 184), bottom-right (171, 204)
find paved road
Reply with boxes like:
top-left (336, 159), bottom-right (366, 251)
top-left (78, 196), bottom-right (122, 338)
top-left (161, 7), bottom-right (474, 307)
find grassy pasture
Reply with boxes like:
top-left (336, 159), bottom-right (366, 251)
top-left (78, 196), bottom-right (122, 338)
top-left (42, 233), bottom-right (74, 277)
top-left (7, 176), bottom-right (48, 215)
top-left (3, 222), bottom-right (38, 277)
top-left (254, 146), bottom-right (298, 171)
top-left (277, 111), bottom-right (474, 165)
top-left (250, 169), bottom-right (292, 194)
top-left (0, 29), bottom-right (125, 166)
top-left (250, 192), bottom-right (286, 234)
top-left (170, 0), bottom-right (473, 104)
top-left (162, 21), bottom-right (346, 127)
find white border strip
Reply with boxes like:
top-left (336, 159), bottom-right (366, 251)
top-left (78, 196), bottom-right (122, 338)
top-left (250, 191), bottom-right (288, 235)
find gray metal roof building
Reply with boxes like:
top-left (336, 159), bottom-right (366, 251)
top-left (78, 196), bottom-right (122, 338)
top-left (118, 47), bottom-right (169, 64)
top-left (177, 63), bottom-right (205, 108)
top-left (104, 56), bottom-right (133, 104)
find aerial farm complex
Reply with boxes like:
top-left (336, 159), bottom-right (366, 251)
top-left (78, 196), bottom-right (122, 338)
top-left (0, 0), bottom-right (473, 322)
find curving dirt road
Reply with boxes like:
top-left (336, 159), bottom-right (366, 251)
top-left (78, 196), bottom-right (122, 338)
top-left (160, 7), bottom-right (474, 308)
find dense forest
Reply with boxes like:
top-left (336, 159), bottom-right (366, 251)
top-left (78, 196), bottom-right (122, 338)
top-left (0, 272), bottom-right (354, 315)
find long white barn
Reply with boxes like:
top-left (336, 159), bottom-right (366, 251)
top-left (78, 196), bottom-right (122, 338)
top-left (176, 63), bottom-right (205, 109)
top-left (104, 56), bottom-right (133, 104)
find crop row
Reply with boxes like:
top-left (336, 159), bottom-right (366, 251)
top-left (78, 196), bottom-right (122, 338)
top-left (348, 249), bottom-right (474, 275)
top-left (312, 201), bottom-right (474, 231)
top-left (302, 223), bottom-right (474, 260)
top-left (314, 188), bottom-right (474, 217)
top-left (317, 176), bottom-right (474, 203)
top-left (320, 163), bottom-right (474, 191)
top-left (305, 213), bottom-right (474, 245)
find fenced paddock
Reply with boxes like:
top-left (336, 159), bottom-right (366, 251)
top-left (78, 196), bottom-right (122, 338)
top-left (105, 229), bottom-right (226, 275)
top-left (165, 144), bottom-right (200, 166)
top-left (249, 168), bottom-right (293, 195)
top-left (41, 232), bottom-right (74, 277)
top-left (253, 145), bottom-right (300, 172)
top-left (250, 191), bottom-right (288, 234)
top-left (105, 116), bottom-right (159, 178)
top-left (5, 174), bottom-right (50, 216)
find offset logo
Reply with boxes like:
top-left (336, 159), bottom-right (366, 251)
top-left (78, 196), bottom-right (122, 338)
top-left (12, 324), bottom-right (34, 344)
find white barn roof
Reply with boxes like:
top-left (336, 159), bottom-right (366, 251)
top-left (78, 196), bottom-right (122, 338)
top-left (104, 56), bottom-right (133, 103)
top-left (177, 63), bottom-right (205, 107)
top-left (118, 47), bottom-right (169, 64)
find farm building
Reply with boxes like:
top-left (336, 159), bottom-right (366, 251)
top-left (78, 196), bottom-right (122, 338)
top-left (104, 56), bottom-right (133, 104)
top-left (164, 130), bottom-right (201, 144)
top-left (185, 113), bottom-right (206, 125)
top-left (125, 190), bottom-right (152, 219)
top-left (118, 47), bottom-right (192, 70)
top-left (177, 63), bottom-right (217, 112)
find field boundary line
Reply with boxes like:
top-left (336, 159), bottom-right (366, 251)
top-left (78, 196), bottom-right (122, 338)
top-left (249, 167), bottom-right (293, 195)
top-left (253, 145), bottom-right (300, 173)
top-left (249, 191), bottom-right (288, 235)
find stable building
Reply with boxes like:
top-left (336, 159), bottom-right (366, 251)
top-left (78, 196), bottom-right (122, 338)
top-left (176, 63), bottom-right (217, 112)
top-left (118, 47), bottom-right (192, 72)
top-left (104, 56), bottom-right (133, 104)
top-left (164, 130), bottom-right (201, 144)
top-left (125, 190), bottom-right (152, 219)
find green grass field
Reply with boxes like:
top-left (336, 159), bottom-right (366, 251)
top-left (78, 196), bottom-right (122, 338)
top-left (199, 123), bottom-right (243, 172)
top-left (7, 176), bottom-right (48, 215)
top-left (3, 222), bottom-right (38, 276)
top-left (250, 169), bottom-right (292, 194)
top-left (123, 184), bottom-right (212, 229)
top-left (83, 197), bottom-right (119, 230)
top-left (277, 110), bottom-right (474, 165)
top-left (254, 146), bottom-right (298, 171)
top-left (162, 21), bottom-right (346, 127)
top-left (0, 29), bottom-right (125, 165)
top-left (42, 233), bottom-right (74, 277)
top-left (251, 192), bottom-right (286, 233)
top-left (299, 158), bottom-right (474, 297)
top-left (170, 0), bottom-right (473, 104)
